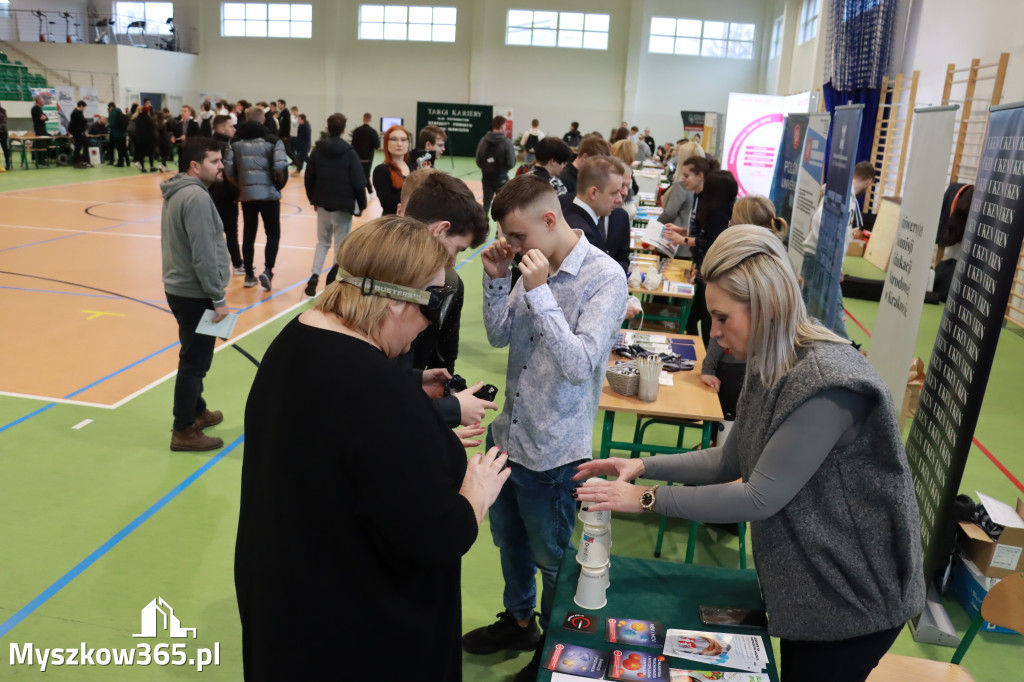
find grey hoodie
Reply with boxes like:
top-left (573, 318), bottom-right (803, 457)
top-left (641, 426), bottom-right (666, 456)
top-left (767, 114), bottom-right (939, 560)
top-left (161, 174), bottom-right (230, 307)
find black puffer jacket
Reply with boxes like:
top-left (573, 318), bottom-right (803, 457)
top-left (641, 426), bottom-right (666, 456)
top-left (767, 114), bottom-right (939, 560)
top-left (304, 136), bottom-right (367, 214)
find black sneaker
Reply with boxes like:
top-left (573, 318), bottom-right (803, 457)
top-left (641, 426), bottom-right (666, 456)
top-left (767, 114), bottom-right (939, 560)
top-left (513, 638), bottom-right (545, 682)
top-left (258, 269), bottom-right (273, 291)
top-left (244, 275), bottom-right (257, 288)
top-left (462, 611), bottom-right (541, 655)
top-left (304, 273), bottom-right (319, 297)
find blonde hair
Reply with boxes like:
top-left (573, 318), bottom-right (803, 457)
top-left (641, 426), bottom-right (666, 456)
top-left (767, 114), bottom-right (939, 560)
top-left (399, 167), bottom-right (443, 209)
top-left (610, 139), bottom-right (637, 166)
top-left (314, 216), bottom-right (448, 341)
top-left (732, 195), bottom-right (788, 240)
top-left (701, 225), bottom-right (846, 388)
top-left (672, 141), bottom-right (705, 182)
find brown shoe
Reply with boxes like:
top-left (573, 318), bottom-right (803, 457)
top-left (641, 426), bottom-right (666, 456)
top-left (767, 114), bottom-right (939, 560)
top-left (194, 409), bottom-right (223, 430)
top-left (170, 424), bottom-right (224, 452)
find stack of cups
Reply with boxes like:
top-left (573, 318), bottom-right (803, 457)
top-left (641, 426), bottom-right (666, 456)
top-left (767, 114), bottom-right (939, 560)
top-left (575, 478), bottom-right (612, 610)
top-left (637, 356), bottom-right (663, 402)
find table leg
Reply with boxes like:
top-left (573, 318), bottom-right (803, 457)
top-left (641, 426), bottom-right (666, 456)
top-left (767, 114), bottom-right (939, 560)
top-left (685, 520), bottom-right (698, 563)
top-left (678, 298), bottom-right (693, 332)
top-left (701, 421), bottom-right (714, 449)
top-left (599, 411), bottom-right (614, 460)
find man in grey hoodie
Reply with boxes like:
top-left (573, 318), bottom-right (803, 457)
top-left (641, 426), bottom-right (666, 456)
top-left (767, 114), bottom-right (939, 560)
top-left (161, 137), bottom-right (231, 452)
top-left (475, 115), bottom-right (516, 219)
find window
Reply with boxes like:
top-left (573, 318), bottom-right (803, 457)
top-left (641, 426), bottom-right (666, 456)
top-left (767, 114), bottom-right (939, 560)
top-left (770, 16), bottom-right (783, 59)
top-left (506, 10), bottom-right (609, 50)
top-left (648, 17), bottom-right (754, 59)
top-left (221, 3), bottom-right (313, 38)
top-left (0, 0), bottom-right (9, 19)
top-left (358, 5), bottom-right (457, 42)
top-left (799, 0), bottom-right (820, 44)
top-left (114, 2), bottom-right (174, 35)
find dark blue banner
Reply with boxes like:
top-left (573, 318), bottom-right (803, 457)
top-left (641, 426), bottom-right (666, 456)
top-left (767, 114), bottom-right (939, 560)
top-left (905, 102), bottom-right (1024, 582)
top-left (769, 113), bottom-right (810, 236)
top-left (806, 105), bottom-right (863, 331)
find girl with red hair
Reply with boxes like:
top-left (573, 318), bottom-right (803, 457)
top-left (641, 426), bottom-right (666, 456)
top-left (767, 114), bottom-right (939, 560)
top-left (372, 124), bottom-right (410, 215)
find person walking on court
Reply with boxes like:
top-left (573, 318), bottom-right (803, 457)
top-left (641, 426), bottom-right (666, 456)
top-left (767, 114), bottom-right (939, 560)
top-left (475, 115), bottom-right (516, 218)
top-left (161, 138), bottom-right (231, 452)
top-left (350, 113), bottom-right (380, 193)
top-left (69, 100), bottom-right (90, 169)
top-left (224, 105), bottom-right (289, 291)
top-left (303, 113), bottom-right (367, 297)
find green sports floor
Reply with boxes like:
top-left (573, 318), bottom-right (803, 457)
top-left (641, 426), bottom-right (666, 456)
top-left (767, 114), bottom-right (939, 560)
top-left (0, 157), bottom-right (1022, 680)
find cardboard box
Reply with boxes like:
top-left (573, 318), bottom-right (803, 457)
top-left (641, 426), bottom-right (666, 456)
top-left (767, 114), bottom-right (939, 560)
top-left (947, 553), bottom-right (1019, 635)
top-left (897, 358), bottom-right (925, 432)
top-left (846, 238), bottom-right (867, 258)
top-left (957, 494), bottom-right (1024, 579)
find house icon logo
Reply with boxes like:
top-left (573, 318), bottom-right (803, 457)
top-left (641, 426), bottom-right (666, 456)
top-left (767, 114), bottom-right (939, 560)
top-left (133, 597), bottom-right (197, 639)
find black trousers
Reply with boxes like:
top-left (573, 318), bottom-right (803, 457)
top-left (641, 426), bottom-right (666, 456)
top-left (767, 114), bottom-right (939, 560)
top-left (109, 137), bottom-right (128, 166)
top-left (214, 196), bottom-right (242, 268)
top-left (135, 140), bottom-right (155, 169)
top-left (281, 136), bottom-right (296, 164)
top-left (481, 176), bottom-right (507, 219)
top-left (165, 293), bottom-right (216, 431)
top-left (780, 625), bottom-right (902, 682)
top-left (241, 200), bottom-right (281, 276)
top-left (73, 134), bottom-right (88, 164)
top-left (0, 132), bottom-right (9, 169)
top-left (686, 278), bottom-right (710, 344)
top-left (360, 159), bottom-right (372, 189)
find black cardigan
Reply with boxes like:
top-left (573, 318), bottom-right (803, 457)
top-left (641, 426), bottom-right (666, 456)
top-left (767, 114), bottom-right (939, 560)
top-left (372, 162), bottom-right (405, 215)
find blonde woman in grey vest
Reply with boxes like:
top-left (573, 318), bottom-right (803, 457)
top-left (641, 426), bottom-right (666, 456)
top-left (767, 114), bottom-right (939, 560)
top-left (574, 224), bottom-right (925, 682)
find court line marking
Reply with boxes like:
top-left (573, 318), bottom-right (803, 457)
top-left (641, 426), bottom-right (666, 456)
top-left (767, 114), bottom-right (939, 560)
top-left (71, 419), bottom-right (93, 430)
top-left (0, 434), bottom-right (245, 639)
top-left (0, 216), bottom-right (161, 254)
top-left (0, 173), bottom-right (164, 196)
top-left (0, 224), bottom-right (317, 249)
top-left (0, 195), bottom-right (164, 208)
top-left (0, 391), bottom-right (113, 409)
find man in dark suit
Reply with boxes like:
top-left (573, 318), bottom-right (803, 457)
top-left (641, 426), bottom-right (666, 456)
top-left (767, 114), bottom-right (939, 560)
top-left (559, 155), bottom-right (630, 272)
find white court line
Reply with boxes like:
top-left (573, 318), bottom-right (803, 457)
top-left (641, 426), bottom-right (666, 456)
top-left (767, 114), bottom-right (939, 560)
top-left (0, 224), bottom-right (316, 249)
top-left (0, 173), bottom-right (161, 196)
top-left (0, 391), bottom-right (115, 409)
top-left (72, 419), bottom-right (93, 430)
top-left (107, 297), bottom-right (310, 409)
top-left (0, 196), bottom-right (163, 208)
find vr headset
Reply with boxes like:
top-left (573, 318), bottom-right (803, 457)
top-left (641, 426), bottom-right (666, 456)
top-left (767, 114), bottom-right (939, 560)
top-left (335, 268), bottom-right (455, 328)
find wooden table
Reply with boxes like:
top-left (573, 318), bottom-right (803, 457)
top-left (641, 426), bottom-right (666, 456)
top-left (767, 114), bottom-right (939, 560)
top-left (599, 333), bottom-right (727, 559)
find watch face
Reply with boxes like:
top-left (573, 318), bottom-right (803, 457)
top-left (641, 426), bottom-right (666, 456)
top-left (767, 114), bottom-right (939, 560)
top-left (641, 491), bottom-right (654, 508)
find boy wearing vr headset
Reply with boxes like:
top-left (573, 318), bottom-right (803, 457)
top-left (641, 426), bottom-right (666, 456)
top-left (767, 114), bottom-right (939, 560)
top-left (463, 173), bottom-right (627, 681)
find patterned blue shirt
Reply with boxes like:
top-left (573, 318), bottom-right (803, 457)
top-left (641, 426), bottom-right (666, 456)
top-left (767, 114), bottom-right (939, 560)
top-left (483, 231), bottom-right (628, 471)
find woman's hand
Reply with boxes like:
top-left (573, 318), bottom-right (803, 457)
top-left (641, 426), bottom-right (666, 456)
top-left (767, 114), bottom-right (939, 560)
top-left (573, 456), bottom-right (646, 482)
top-left (573, 478), bottom-right (646, 513)
top-left (461, 446), bottom-right (511, 523)
top-left (701, 375), bottom-right (721, 392)
top-left (456, 423), bottom-right (485, 448)
top-left (455, 383), bottom-right (498, 426)
top-left (662, 223), bottom-right (689, 246)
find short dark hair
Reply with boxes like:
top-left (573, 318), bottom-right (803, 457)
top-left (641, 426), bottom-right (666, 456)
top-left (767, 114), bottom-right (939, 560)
top-left (77, 100), bottom-right (86, 108)
top-left (212, 114), bottom-right (231, 129)
top-left (531, 118), bottom-right (539, 127)
top-left (107, 101), bottom-right (116, 108)
top-left (535, 136), bottom-right (572, 164)
top-left (492, 115), bottom-right (506, 129)
top-left (327, 113), bottom-right (348, 137)
top-left (419, 124), bottom-right (446, 147)
top-left (179, 137), bottom-right (222, 172)
top-left (363, 112), bottom-right (372, 121)
top-left (491, 173), bottom-right (556, 224)
top-left (403, 172), bottom-right (489, 248)
top-left (570, 121), bottom-right (579, 129)
top-left (682, 156), bottom-right (721, 177)
top-left (577, 134), bottom-right (611, 158)
top-left (277, 99), bottom-right (286, 107)
top-left (298, 113), bottom-right (307, 123)
top-left (854, 161), bottom-right (875, 180)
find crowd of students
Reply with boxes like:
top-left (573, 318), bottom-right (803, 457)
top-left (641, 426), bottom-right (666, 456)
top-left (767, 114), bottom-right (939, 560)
top-left (156, 113), bottom-right (923, 682)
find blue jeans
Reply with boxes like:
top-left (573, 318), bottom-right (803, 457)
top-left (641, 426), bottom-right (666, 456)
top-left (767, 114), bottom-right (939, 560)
top-left (486, 429), bottom-right (580, 631)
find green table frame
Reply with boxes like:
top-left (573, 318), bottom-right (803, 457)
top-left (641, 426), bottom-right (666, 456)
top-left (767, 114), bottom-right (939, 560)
top-left (538, 552), bottom-right (778, 681)
top-left (628, 290), bottom-right (693, 333)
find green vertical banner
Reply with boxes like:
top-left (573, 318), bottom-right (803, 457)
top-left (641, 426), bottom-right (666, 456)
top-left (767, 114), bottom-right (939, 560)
top-left (906, 102), bottom-right (1024, 584)
top-left (415, 102), bottom-right (494, 157)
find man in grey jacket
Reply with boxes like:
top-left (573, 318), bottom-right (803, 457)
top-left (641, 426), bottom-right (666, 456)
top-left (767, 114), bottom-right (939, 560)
top-left (224, 105), bottom-right (289, 290)
top-left (161, 138), bottom-right (231, 452)
top-left (475, 115), bottom-right (517, 219)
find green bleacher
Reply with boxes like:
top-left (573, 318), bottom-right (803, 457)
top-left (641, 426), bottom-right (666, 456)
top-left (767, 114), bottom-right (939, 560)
top-left (0, 53), bottom-right (49, 101)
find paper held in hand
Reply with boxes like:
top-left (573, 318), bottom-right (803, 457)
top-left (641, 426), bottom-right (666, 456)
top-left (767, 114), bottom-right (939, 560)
top-left (641, 220), bottom-right (677, 258)
top-left (196, 310), bottom-right (239, 339)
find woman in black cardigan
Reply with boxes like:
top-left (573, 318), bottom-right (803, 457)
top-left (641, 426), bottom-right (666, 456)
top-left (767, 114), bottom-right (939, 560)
top-left (372, 124), bottom-right (411, 214)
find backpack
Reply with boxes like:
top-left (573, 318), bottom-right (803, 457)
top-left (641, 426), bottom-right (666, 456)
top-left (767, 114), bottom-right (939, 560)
top-left (479, 138), bottom-right (502, 177)
top-left (514, 163), bottom-right (531, 177)
top-left (524, 133), bottom-right (539, 152)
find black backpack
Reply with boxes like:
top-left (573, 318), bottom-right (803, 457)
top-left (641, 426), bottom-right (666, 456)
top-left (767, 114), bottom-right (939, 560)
top-left (524, 133), bottom-right (539, 152)
top-left (479, 138), bottom-right (502, 176)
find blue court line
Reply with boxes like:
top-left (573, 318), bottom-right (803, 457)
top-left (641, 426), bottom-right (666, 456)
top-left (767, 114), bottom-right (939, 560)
top-left (0, 434), bottom-right (245, 640)
top-left (64, 341), bottom-right (181, 399)
top-left (0, 215), bottom-right (159, 254)
top-left (454, 238), bottom-right (495, 272)
top-left (0, 404), bottom-right (57, 435)
top-left (0, 284), bottom-right (166, 305)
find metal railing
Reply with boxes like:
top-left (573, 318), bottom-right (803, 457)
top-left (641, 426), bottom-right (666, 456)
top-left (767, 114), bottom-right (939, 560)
top-left (0, 8), bottom-right (196, 54)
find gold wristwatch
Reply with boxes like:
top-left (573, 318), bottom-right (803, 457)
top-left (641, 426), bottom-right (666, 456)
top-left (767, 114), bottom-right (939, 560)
top-left (639, 485), bottom-right (659, 512)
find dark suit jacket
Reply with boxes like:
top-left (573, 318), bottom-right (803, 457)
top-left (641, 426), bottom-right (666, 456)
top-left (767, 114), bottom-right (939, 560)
top-left (560, 195), bottom-right (630, 273)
